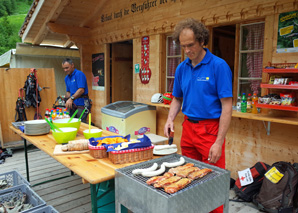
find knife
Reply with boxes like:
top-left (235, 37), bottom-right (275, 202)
top-left (168, 130), bottom-right (174, 145)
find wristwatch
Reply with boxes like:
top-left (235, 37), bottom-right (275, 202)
top-left (70, 96), bottom-right (75, 100)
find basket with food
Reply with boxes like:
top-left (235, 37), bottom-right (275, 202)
top-left (88, 135), bottom-right (130, 159)
top-left (105, 135), bottom-right (154, 164)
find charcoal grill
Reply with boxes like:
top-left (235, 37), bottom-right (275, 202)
top-left (115, 153), bottom-right (230, 213)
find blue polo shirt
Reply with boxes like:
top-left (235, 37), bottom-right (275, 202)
top-left (172, 48), bottom-right (232, 120)
top-left (64, 69), bottom-right (88, 106)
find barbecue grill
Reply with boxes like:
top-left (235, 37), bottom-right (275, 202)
top-left (115, 153), bottom-right (230, 213)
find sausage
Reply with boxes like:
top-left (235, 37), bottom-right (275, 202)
top-left (132, 163), bottom-right (158, 175)
top-left (154, 144), bottom-right (177, 151)
top-left (162, 157), bottom-right (185, 168)
top-left (142, 164), bottom-right (166, 177)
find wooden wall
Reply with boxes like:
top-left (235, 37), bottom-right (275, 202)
top-left (66, 0), bottom-right (298, 177)
top-left (0, 68), bottom-right (57, 147)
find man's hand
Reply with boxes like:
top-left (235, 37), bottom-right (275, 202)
top-left (208, 142), bottom-right (222, 164)
top-left (65, 98), bottom-right (73, 109)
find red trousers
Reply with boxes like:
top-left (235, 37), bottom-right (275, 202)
top-left (181, 116), bottom-right (225, 213)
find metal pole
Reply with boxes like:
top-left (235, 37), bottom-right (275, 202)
top-left (24, 139), bottom-right (30, 182)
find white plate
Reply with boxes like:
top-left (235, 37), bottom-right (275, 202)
top-left (153, 148), bottom-right (177, 155)
top-left (24, 120), bottom-right (47, 124)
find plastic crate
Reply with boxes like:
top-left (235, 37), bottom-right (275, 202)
top-left (0, 184), bottom-right (46, 213)
top-left (0, 170), bottom-right (30, 189)
top-left (30, 205), bottom-right (59, 213)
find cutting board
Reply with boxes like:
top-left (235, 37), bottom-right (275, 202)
top-left (53, 144), bottom-right (90, 156)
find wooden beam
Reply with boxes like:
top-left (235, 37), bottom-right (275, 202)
top-left (47, 22), bottom-right (91, 37)
top-left (22, 0), bottom-right (45, 43)
top-left (33, 0), bottom-right (70, 45)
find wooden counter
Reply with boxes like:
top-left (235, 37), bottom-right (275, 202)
top-left (10, 123), bottom-right (156, 185)
top-left (149, 103), bottom-right (298, 126)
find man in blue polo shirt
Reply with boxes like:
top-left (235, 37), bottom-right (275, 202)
top-left (164, 18), bottom-right (232, 213)
top-left (63, 58), bottom-right (89, 122)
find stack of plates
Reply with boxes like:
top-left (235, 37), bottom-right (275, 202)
top-left (24, 120), bottom-right (51, 135)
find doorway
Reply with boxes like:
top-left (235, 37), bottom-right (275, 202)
top-left (110, 41), bottom-right (133, 103)
top-left (212, 25), bottom-right (236, 84)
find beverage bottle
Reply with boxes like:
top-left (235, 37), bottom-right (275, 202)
top-left (252, 93), bottom-right (258, 114)
top-left (247, 93), bottom-right (252, 113)
top-left (241, 93), bottom-right (247, 113)
top-left (45, 108), bottom-right (50, 118)
top-left (236, 94), bottom-right (241, 112)
top-left (59, 112), bottom-right (63, 119)
top-left (64, 112), bottom-right (70, 119)
top-left (51, 110), bottom-right (57, 120)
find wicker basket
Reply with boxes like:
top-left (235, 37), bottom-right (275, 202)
top-left (88, 143), bottom-right (107, 159)
top-left (109, 145), bottom-right (154, 164)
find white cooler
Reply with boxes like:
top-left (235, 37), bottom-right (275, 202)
top-left (101, 101), bottom-right (156, 138)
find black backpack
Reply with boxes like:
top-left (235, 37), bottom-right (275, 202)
top-left (233, 162), bottom-right (270, 202)
top-left (253, 161), bottom-right (298, 213)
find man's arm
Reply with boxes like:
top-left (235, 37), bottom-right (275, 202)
top-left (208, 97), bottom-right (232, 164)
top-left (65, 88), bottom-right (85, 109)
top-left (164, 97), bottom-right (183, 137)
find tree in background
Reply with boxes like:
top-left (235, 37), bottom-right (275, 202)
top-left (0, 0), bottom-right (32, 55)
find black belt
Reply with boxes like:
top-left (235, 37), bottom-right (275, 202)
top-left (187, 119), bottom-right (199, 123)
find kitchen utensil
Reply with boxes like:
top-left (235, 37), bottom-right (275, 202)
top-left (89, 113), bottom-right (91, 133)
top-left (67, 109), bottom-right (79, 123)
top-left (83, 129), bottom-right (102, 139)
top-left (52, 127), bottom-right (77, 144)
top-left (52, 118), bottom-right (81, 130)
top-left (78, 108), bottom-right (86, 121)
top-left (168, 130), bottom-right (174, 145)
top-left (45, 117), bottom-right (62, 132)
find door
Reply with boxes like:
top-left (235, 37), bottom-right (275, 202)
top-left (111, 42), bottom-right (133, 103)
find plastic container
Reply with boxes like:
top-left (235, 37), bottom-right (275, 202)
top-left (247, 93), bottom-right (252, 113)
top-left (0, 170), bottom-right (30, 189)
top-left (236, 94), bottom-right (241, 112)
top-left (252, 93), bottom-right (258, 114)
top-left (52, 127), bottom-right (78, 144)
top-left (83, 129), bottom-right (103, 139)
top-left (52, 118), bottom-right (81, 130)
top-left (0, 184), bottom-right (46, 213)
top-left (241, 93), bottom-right (247, 113)
top-left (30, 205), bottom-right (59, 213)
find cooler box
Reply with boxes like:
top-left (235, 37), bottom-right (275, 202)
top-left (101, 101), bottom-right (156, 138)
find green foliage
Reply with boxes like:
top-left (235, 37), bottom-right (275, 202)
top-left (0, 0), bottom-right (31, 55)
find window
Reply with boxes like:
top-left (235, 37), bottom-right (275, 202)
top-left (238, 22), bottom-right (265, 96)
top-left (165, 36), bottom-right (182, 92)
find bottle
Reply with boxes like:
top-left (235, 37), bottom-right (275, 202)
top-left (247, 93), bottom-right (252, 113)
top-left (45, 108), bottom-right (50, 118)
top-left (252, 93), bottom-right (258, 114)
top-left (64, 111), bottom-right (70, 119)
top-left (51, 110), bottom-right (57, 120)
top-left (236, 94), bottom-right (241, 112)
top-left (59, 112), bottom-right (63, 119)
top-left (241, 93), bottom-right (247, 113)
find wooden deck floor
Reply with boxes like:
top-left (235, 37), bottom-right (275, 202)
top-left (1, 145), bottom-right (261, 213)
top-left (0, 145), bottom-right (92, 213)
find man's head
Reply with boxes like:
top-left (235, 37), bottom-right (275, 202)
top-left (62, 58), bottom-right (75, 75)
top-left (172, 18), bottom-right (209, 46)
top-left (172, 18), bottom-right (209, 62)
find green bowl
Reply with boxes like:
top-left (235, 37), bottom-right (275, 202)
top-left (52, 127), bottom-right (78, 144)
top-left (53, 118), bottom-right (81, 130)
top-left (83, 129), bottom-right (103, 139)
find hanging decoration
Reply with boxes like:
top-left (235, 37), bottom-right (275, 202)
top-left (140, 36), bottom-right (151, 84)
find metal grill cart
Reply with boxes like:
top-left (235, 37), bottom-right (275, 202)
top-left (115, 154), bottom-right (230, 213)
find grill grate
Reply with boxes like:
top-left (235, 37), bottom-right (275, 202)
top-left (117, 154), bottom-right (221, 198)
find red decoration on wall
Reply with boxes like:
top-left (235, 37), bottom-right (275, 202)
top-left (140, 36), bottom-right (151, 84)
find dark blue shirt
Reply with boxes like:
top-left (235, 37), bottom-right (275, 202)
top-left (64, 69), bottom-right (88, 106)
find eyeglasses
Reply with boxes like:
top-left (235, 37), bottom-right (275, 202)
top-left (182, 41), bottom-right (198, 48)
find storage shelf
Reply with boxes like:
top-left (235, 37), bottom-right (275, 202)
top-left (263, 68), bottom-right (298, 73)
top-left (256, 103), bottom-right (298, 112)
top-left (260, 83), bottom-right (298, 90)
